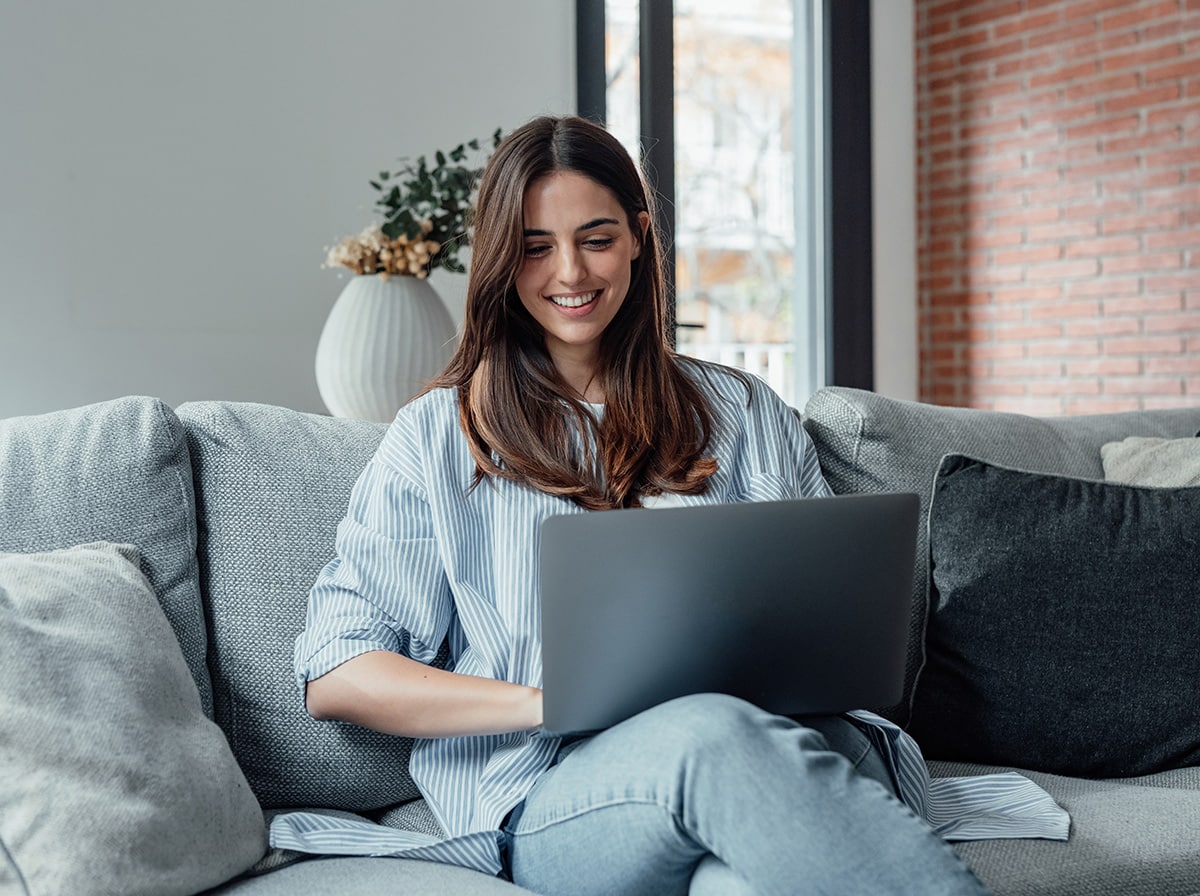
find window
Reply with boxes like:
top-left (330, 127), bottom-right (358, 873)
top-left (576, 0), bottom-right (873, 404)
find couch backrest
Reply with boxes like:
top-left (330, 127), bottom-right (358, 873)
top-left (0, 396), bottom-right (212, 716)
top-left (802, 386), bottom-right (1200, 725)
top-left (176, 400), bottom-right (423, 813)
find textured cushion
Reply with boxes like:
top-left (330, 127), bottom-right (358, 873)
top-left (0, 396), bottom-right (211, 714)
top-left (0, 542), bottom-right (265, 896)
top-left (177, 401), bottom-right (425, 811)
top-left (801, 387), bottom-right (1200, 724)
top-left (203, 855), bottom-right (536, 895)
top-left (935, 760), bottom-right (1200, 896)
top-left (909, 455), bottom-right (1200, 777)
top-left (1102, 435), bottom-right (1200, 486)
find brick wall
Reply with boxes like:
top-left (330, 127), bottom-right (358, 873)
top-left (916, 0), bottom-right (1200, 413)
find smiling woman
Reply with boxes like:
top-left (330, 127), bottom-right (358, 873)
top-left (515, 172), bottom-right (649, 401)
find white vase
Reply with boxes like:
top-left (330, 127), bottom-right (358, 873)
top-left (315, 274), bottom-right (457, 422)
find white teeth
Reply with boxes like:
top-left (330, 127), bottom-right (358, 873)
top-left (549, 291), bottom-right (599, 308)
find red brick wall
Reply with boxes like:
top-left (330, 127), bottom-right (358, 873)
top-left (916, 0), bottom-right (1200, 413)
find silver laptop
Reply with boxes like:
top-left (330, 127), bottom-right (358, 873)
top-left (539, 492), bottom-right (918, 735)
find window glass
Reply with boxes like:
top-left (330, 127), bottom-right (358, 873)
top-left (605, 0), bottom-right (805, 404)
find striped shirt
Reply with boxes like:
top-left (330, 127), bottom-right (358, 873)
top-left (273, 360), bottom-right (1068, 875)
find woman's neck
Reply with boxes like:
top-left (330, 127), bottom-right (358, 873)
top-left (551, 350), bottom-right (604, 403)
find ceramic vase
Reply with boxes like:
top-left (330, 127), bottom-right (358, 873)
top-left (315, 274), bottom-right (456, 421)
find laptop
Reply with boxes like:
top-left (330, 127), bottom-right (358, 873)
top-left (538, 492), bottom-right (919, 735)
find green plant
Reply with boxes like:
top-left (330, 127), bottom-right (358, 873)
top-left (371, 129), bottom-right (503, 275)
top-left (325, 130), bottom-right (503, 280)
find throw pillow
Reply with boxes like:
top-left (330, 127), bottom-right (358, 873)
top-left (908, 455), bottom-right (1200, 778)
top-left (0, 542), bottom-right (266, 896)
top-left (1101, 435), bottom-right (1200, 487)
top-left (176, 400), bottom-right (433, 812)
top-left (0, 396), bottom-right (212, 716)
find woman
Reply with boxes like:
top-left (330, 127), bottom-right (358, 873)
top-left (283, 115), bottom-right (989, 894)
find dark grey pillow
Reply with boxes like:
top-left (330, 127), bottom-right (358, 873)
top-left (908, 454), bottom-right (1200, 778)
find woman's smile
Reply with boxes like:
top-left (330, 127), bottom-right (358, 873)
top-left (547, 290), bottom-right (600, 310)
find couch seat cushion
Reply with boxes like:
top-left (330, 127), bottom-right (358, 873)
top-left (0, 542), bottom-right (265, 896)
top-left (202, 855), bottom-right (535, 895)
top-left (934, 761), bottom-right (1200, 896)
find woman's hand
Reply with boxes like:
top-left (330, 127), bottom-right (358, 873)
top-left (305, 649), bottom-right (543, 738)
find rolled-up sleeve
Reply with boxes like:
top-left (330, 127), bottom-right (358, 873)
top-left (294, 415), bottom-right (452, 688)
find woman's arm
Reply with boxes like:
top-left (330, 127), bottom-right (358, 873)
top-left (305, 649), bottom-right (543, 738)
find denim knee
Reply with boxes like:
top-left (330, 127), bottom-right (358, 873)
top-left (633, 693), bottom-right (768, 738)
top-left (621, 693), bottom-right (822, 764)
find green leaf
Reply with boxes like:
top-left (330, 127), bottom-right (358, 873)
top-left (379, 171), bottom-right (390, 181)
top-left (435, 150), bottom-right (446, 167)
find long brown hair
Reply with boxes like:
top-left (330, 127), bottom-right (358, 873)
top-left (430, 115), bottom-right (721, 510)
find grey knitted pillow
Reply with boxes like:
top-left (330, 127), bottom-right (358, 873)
top-left (177, 401), bottom-right (433, 811)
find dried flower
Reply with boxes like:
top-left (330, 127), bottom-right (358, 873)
top-left (324, 224), bottom-right (447, 279)
top-left (324, 131), bottom-right (503, 278)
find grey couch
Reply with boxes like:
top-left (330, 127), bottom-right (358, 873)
top-left (1, 387), bottom-right (1198, 895)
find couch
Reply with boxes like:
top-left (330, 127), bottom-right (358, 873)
top-left (1, 387), bottom-right (1198, 895)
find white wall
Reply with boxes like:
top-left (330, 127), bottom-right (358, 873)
top-left (870, 0), bottom-right (918, 401)
top-left (0, 1), bottom-right (575, 418)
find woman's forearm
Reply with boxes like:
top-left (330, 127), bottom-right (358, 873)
top-left (304, 649), bottom-right (543, 738)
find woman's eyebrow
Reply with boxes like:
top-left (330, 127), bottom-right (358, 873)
top-left (577, 217), bottom-right (620, 231)
top-left (523, 218), bottom-right (621, 238)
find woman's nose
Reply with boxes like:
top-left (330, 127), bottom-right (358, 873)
top-left (556, 246), bottom-right (585, 285)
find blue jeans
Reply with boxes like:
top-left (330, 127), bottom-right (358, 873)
top-left (503, 694), bottom-right (988, 896)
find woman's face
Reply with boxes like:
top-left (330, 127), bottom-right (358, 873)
top-left (515, 171), bottom-right (649, 387)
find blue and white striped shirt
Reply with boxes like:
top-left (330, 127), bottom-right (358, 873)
top-left (273, 360), bottom-right (1068, 875)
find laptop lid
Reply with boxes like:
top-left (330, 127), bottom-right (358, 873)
top-left (539, 492), bottom-right (919, 735)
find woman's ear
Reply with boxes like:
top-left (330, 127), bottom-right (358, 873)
top-left (632, 211), bottom-right (651, 259)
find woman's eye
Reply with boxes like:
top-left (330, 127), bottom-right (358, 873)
top-left (584, 238), bottom-right (614, 250)
top-left (524, 245), bottom-right (551, 258)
